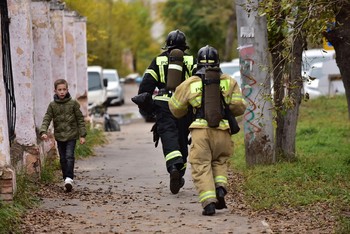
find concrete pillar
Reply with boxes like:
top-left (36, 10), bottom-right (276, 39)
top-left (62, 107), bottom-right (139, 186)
top-left (31, 0), bottom-right (53, 128)
top-left (49, 2), bottom-right (66, 84)
top-left (74, 16), bottom-right (88, 117)
top-left (236, 0), bottom-right (275, 165)
top-left (63, 10), bottom-right (77, 98)
top-left (31, 0), bottom-right (57, 168)
top-left (8, 0), bottom-right (37, 145)
top-left (8, 0), bottom-right (40, 175)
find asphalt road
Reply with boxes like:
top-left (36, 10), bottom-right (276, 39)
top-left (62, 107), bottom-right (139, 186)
top-left (22, 83), bottom-right (267, 233)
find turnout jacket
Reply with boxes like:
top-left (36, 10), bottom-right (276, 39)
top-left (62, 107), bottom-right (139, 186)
top-left (40, 93), bottom-right (87, 141)
top-left (169, 73), bottom-right (246, 130)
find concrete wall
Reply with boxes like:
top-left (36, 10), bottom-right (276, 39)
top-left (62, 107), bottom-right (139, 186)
top-left (32, 1), bottom-right (53, 128)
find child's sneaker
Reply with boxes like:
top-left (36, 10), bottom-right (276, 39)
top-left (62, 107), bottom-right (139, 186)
top-left (64, 177), bottom-right (73, 192)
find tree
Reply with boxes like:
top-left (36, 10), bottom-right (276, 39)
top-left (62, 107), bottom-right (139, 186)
top-left (160, 0), bottom-right (238, 60)
top-left (262, 0), bottom-right (306, 161)
top-left (260, 0), bottom-right (350, 160)
top-left (324, 1), bottom-right (350, 119)
top-left (63, 0), bottom-right (159, 76)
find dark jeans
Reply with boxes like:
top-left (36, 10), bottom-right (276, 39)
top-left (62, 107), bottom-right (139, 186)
top-left (57, 139), bottom-right (76, 180)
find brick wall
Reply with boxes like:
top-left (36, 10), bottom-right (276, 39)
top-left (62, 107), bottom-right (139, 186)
top-left (0, 167), bottom-right (16, 202)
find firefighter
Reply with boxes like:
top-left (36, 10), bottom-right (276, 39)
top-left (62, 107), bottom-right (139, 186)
top-left (169, 45), bottom-right (246, 215)
top-left (133, 29), bottom-right (196, 194)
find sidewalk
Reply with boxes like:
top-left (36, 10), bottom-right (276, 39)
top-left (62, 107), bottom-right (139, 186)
top-left (19, 84), bottom-right (267, 233)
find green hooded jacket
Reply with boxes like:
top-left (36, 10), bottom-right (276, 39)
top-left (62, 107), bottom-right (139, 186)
top-left (39, 93), bottom-right (87, 141)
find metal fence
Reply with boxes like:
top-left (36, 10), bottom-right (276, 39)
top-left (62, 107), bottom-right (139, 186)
top-left (1, 1), bottom-right (16, 143)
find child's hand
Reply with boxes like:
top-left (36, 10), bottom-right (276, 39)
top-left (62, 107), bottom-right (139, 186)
top-left (41, 134), bottom-right (48, 141)
top-left (80, 137), bottom-right (86, 145)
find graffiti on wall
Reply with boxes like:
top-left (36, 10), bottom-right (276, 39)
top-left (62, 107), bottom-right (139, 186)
top-left (239, 44), bottom-right (261, 143)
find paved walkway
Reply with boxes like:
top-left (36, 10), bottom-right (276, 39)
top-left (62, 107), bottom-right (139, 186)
top-left (23, 84), bottom-right (267, 233)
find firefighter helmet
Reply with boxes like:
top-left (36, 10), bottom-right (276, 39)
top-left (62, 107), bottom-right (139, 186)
top-left (162, 29), bottom-right (189, 51)
top-left (197, 45), bottom-right (220, 69)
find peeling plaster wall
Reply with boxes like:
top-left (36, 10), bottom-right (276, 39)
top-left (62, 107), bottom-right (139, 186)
top-left (64, 11), bottom-right (77, 99)
top-left (31, 1), bottom-right (53, 128)
top-left (8, 0), bottom-right (37, 146)
top-left (74, 17), bottom-right (88, 116)
top-left (49, 6), bottom-right (66, 84)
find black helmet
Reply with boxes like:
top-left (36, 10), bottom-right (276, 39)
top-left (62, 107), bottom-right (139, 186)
top-left (162, 29), bottom-right (189, 51)
top-left (197, 45), bottom-right (220, 70)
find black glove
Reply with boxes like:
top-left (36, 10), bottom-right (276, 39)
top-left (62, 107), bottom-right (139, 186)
top-left (150, 123), bottom-right (159, 148)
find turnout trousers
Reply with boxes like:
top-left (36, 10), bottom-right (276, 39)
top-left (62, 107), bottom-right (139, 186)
top-left (154, 99), bottom-right (191, 176)
top-left (189, 128), bottom-right (233, 208)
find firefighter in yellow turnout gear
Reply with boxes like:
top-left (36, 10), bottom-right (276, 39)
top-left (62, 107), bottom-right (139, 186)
top-left (169, 45), bottom-right (246, 216)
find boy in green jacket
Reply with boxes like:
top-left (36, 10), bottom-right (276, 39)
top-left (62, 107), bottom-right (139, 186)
top-left (40, 79), bottom-right (87, 192)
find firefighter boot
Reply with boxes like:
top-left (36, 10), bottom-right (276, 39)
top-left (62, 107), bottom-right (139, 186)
top-left (179, 177), bottom-right (185, 188)
top-left (215, 186), bottom-right (227, 209)
top-left (169, 165), bottom-right (183, 194)
top-left (202, 202), bottom-right (216, 216)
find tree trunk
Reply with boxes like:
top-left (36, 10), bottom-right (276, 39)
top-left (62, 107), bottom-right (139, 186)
top-left (325, 2), bottom-right (350, 119)
top-left (280, 31), bottom-right (304, 161)
top-left (271, 43), bottom-right (287, 161)
top-left (223, 1), bottom-right (236, 61)
top-left (236, 0), bottom-right (275, 166)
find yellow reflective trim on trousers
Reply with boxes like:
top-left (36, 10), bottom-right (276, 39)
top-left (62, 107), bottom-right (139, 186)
top-left (214, 176), bottom-right (227, 184)
top-left (154, 95), bottom-right (170, 102)
top-left (180, 163), bottom-right (187, 171)
top-left (169, 64), bottom-right (183, 71)
top-left (199, 190), bottom-right (216, 203)
top-left (165, 150), bottom-right (182, 161)
top-left (146, 69), bottom-right (158, 82)
top-left (191, 119), bottom-right (230, 128)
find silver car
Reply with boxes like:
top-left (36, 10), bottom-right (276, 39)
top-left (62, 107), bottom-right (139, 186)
top-left (103, 69), bottom-right (125, 106)
top-left (220, 58), bottom-right (242, 88)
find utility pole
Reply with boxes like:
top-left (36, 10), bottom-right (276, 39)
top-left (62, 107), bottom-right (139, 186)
top-left (235, 0), bottom-right (275, 166)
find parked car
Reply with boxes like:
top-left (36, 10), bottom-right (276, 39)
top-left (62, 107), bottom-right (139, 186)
top-left (220, 58), bottom-right (242, 88)
top-left (302, 49), bottom-right (335, 76)
top-left (303, 59), bottom-right (344, 99)
top-left (103, 69), bottom-right (125, 106)
top-left (87, 66), bottom-right (108, 110)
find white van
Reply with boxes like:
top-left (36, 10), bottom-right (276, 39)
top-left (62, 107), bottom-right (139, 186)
top-left (304, 59), bottom-right (344, 98)
top-left (302, 49), bottom-right (335, 75)
top-left (87, 66), bottom-right (108, 109)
